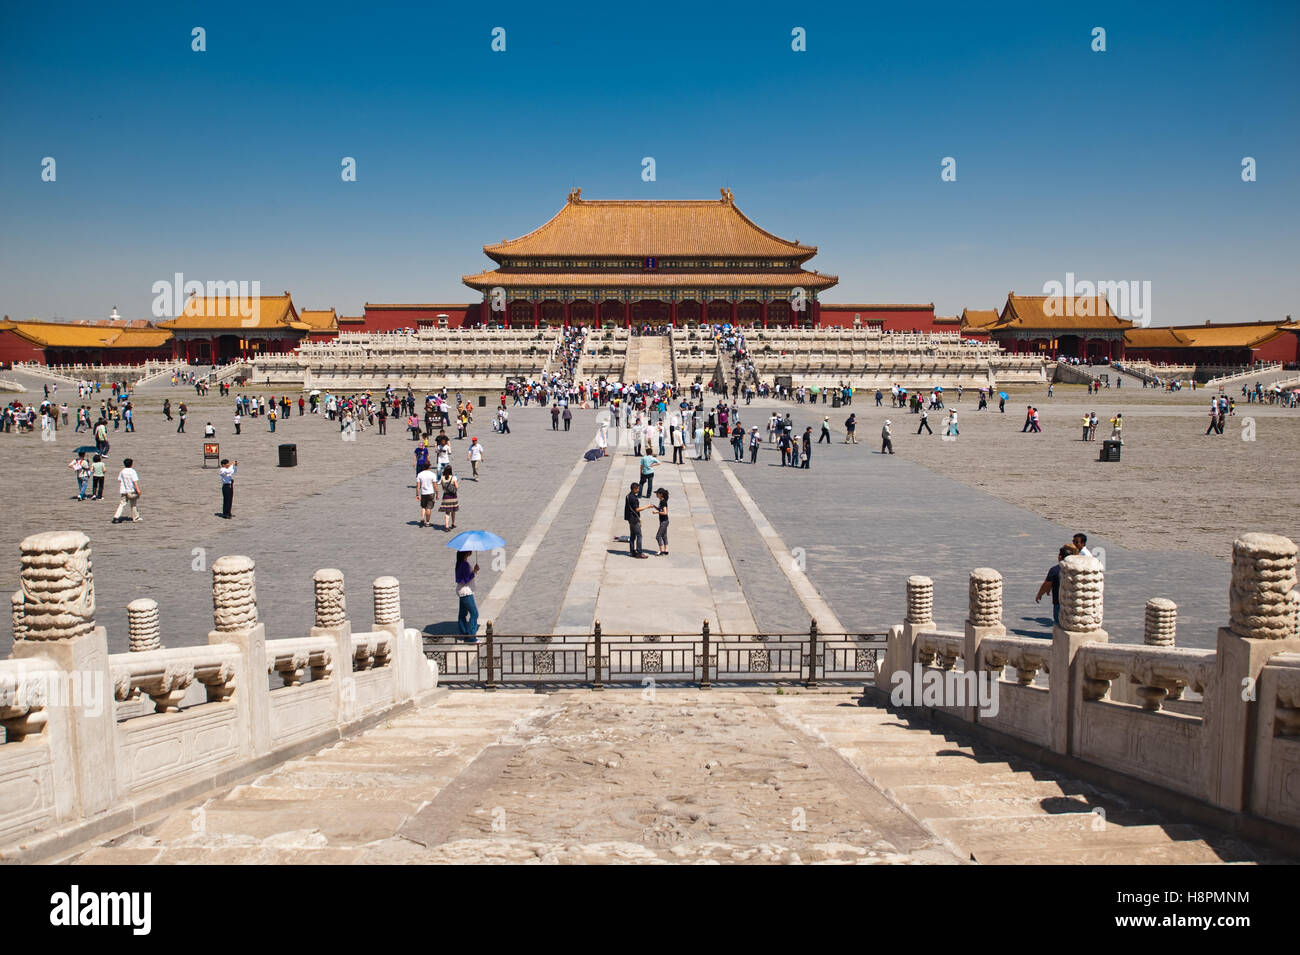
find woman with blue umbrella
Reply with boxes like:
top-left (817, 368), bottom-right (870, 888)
top-left (446, 530), bottom-right (505, 641)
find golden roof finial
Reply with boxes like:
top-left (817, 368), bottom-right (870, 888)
top-left (720, 187), bottom-right (734, 203)
top-left (568, 187), bottom-right (582, 203)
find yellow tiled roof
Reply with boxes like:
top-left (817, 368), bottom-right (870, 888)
top-left (462, 269), bottom-right (838, 291)
top-left (822, 303), bottom-right (934, 311)
top-left (1125, 321), bottom-right (1300, 350)
top-left (0, 319), bottom-right (173, 349)
top-left (993, 294), bottom-right (1132, 331)
top-left (298, 308), bottom-right (337, 331)
top-left (960, 308), bottom-right (1001, 330)
top-left (159, 293), bottom-right (299, 331)
top-left (484, 190), bottom-right (818, 260)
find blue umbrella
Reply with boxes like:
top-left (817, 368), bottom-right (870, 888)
top-left (998, 391), bottom-right (1009, 400)
top-left (445, 530), bottom-right (506, 552)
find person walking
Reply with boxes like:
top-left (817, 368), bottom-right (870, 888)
top-left (641, 488), bottom-right (670, 555)
top-left (917, 407), bottom-right (932, 435)
top-left (946, 409), bottom-right (959, 436)
top-left (454, 551), bottom-right (480, 641)
top-left (219, 458), bottom-right (237, 518)
top-left (233, 411), bottom-right (241, 435)
top-left (438, 465), bottom-right (459, 531)
top-left (562, 405), bottom-right (572, 431)
top-left (624, 482), bottom-right (647, 558)
top-left (639, 449), bottom-right (660, 498)
top-left (1035, 545), bottom-right (1076, 625)
top-left (551, 403), bottom-right (561, 431)
top-left (801, 427), bottom-right (812, 469)
top-left (881, 420), bottom-right (895, 455)
top-left (670, 423), bottom-right (684, 464)
top-left (1081, 412), bottom-right (1091, 441)
top-left (68, 452), bottom-right (91, 500)
top-left (416, 463), bottom-right (438, 527)
top-left (177, 402), bottom-right (187, 433)
top-left (819, 416), bottom-right (831, 443)
top-left (778, 427), bottom-right (792, 465)
top-left (749, 426), bottom-right (760, 463)
top-left (466, 437), bottom-right (484, 479)
top-left (163, 399), bottom-right (172, 422)
top-left (112, 458), bottom-right (142, 523)
top-left (89, 454), bottom-right (106, 500)
top-left (1110, 413), bottom-right (1124, 443)
top-left (844, 413), bottom-right (857, 444)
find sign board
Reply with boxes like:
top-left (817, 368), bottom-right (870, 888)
top-left (203, 443), bottom-right (220, 468)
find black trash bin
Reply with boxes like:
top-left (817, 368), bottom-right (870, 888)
top-left (832, 394), bottom-right (842, 408)
top-left (1100, 440), bottom-right (1121, 462)
top-left (478, 395), bottom-right (486, 407)
top-left (278, 443), bottom-right (298, 467)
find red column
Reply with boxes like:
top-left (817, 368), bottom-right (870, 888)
top-left (532, 302), bottom-right (540, 328)
top-left (624, 300), bottom-right (631, 327)
top-left (564, 301), bottom-right (571, 326)
top-left (670, 301), bottom-right (677, 327)
top-left (729, 300), bottom-right (736, 325)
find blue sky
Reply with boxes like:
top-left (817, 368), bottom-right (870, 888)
top-left (1, 1), bottom-right (1297, 325)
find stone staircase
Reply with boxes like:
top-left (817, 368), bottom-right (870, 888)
top-left (56, 687), bottom-right (1284, 865)
top-left (776, 695), bottom-right (1273, 864)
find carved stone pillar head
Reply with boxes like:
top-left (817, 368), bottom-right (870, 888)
top-left (17, 530), bottom-right (95, 641)
top-left (1059, 554), bottom-right (1104, 633)
top-left (127, 598), bottom-right (162, 652)
top-left (1143, 598), bottom-right (1177, 647)
top-left (314, 568), bottom-right (346, 629)
top-left (212, 555), bottom-right (258, 634)
top-left (968, 568), bottom-right (1003, 628)
top-left (905, 575), bottom-right (933, 625)
top-left (373, 576), bottom-right (401, 626)
top-left (1228, 533), bottom-right (1297, 640)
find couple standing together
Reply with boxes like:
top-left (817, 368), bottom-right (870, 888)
top-left (622, 482), bottom-right (669, 558)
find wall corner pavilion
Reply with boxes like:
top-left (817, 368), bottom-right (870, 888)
top-left (460, 188), bottom-right (838, 328)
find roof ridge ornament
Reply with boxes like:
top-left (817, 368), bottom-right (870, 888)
top-left (720, 187), bottom-right (734, 203)
top-left (568, 187), bottom-right (582, 203)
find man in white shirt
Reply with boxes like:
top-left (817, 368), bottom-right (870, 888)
top-left (466, 437), bottom-right (485, 479)
top-left (415, 465), bottom-right (438, 527)
top-left (112, 458), bottom-right (142, 523)
top-left (219, 458), bottom-right (237, 519)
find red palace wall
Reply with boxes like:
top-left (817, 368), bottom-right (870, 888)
top-left (0, 330), bottom-right (47, 365)
top-left (817, 305), bottom-right (939, 332)
top-left (360, 304), bottom-right (484, 332)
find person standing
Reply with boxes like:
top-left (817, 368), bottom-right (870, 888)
top-left (438, 465), bottom-right (459, 531)
top-left (454, 551), bottom-right (480, 641)
top-left (624, 482), bottom-right (647, 558)
top-left (947, 409), bottom-right (958, 436)
top-left (801, 427), bottom-right (812, 469)
top-left (163, 399), bottom-right (172, 422)
top-left (68, 452), bottom-right (91, 500)
top-left (819, 416), bottom-right (831, 443)
top-left (844, 413), bottom-right (857, 444)
top-left (466, 437), bottom-right (484, 480)
top-left (416, 463), bottom-right (438, 527)
top-left (233, 411), bottom-right (241, 435)
top-left (1081, 412), bottom-right (1091, 441)
top-left (177, 402), bottom-right (187, 433)
top-left (112, 458), bottom-right (141, 523)
top-left (268, 407), bottom-right (277, 432)
top-left (1110, 413), bottom-right (1124, 443)
top-left (670, 423), bottom-right (683, 464)
top-left (562, 405), bottom-right (572, 431)
top-left (749, 426), bottom-right (760, 463)
top-left (881, 420), bottom-right (895, 455)
top-left (219, 458), bottom-right (237, 518)
top-left (641, 488), bottom-right (670, 556)
top-left (551, 404), bottom-right (561, 431)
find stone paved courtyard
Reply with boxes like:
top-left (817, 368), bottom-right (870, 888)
top-left (3, 374), bottom-right (1299, 653)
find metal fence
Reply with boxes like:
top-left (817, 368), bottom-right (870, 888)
top-left (423, 621), bottom-right (886, 689)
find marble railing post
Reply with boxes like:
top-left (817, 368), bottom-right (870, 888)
top-left (881, 576), bottom-right (934, 697)
top-left (1053, 554), bottom-right (1108, 756)
top-left (9, 531), bottom-right (119, 817)
top-left (965, 568), bottom-right (1006, 722)
top-left (310, 568), bottom-right (354, 721)
top-left (127, 598), bottom-right (161, 653)
top-left (1210, 533), bottom-right (1300, 811)
top-left (208, 555), bottom-right (269, 757)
